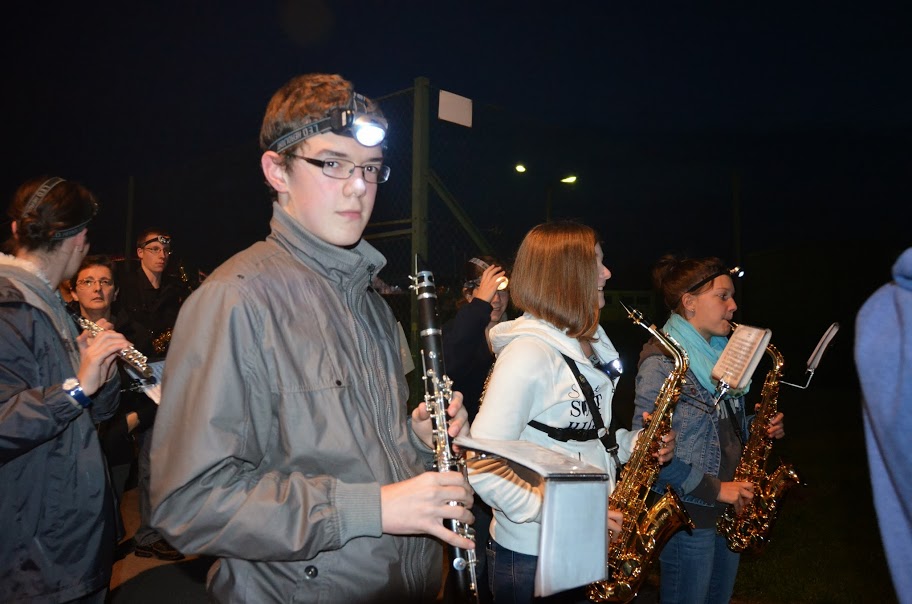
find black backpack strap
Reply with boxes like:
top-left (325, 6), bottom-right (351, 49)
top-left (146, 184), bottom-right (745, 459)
top-left (562, 353), bottom-right (621, 461)
top-left (526, 420), bottom-right (601, 442)
top-left (525, 353), bottom-right (622, 470)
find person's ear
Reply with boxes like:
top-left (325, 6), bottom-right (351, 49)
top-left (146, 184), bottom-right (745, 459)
top-left (74, 228), bottom-right (88, 253)
top-left (261, 151), bottom-right (291, 194)
top-left (680, 293), bottom-right (697, 316)
top-left (11, 220), bottom-right (18, 239)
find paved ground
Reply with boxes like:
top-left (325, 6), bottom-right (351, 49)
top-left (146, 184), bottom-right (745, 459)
top-left (107, 487), bottom-right (658, 603)
top-left (108, 487), bottom-right (210, 603)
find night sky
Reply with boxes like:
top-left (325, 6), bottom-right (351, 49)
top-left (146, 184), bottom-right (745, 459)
top-left (3, 1), bottom-right (910, 294)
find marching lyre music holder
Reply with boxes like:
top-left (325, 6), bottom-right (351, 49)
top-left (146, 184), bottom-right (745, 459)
top-left (455, 436), bottom-right (611, 598)
top-left (780, 322), bottom-right (840, 389)
top-left (711, 324), bottom-right (772, 406)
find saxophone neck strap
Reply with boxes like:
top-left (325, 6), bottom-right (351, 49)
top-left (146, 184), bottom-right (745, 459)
top-left (721, 398), bottom-right (746, 447)
top-left (526, 353), bottom-right (621, 464)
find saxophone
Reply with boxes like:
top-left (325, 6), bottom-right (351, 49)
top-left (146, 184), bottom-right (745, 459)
top-left (589, 304), bottom-right (695, 603)
top-left (410, 256), bottom-right (480, 604)
top-left (717, 337), bottom-right (800, 553)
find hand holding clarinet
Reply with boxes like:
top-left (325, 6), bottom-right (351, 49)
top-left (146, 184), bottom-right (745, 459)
top-left (380, 394), bottom-right (475, 549)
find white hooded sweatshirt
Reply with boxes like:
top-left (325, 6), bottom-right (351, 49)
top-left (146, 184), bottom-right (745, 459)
top-left (468, 313), bottom-right (640, 556)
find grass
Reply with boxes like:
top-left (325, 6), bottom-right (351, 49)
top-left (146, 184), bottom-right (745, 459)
top-left (412, 308), bottom-right (898, 604)
top-left (592, 315), bottom-right (897, 604)
top-left (728, 385), bottom-right (896, 604)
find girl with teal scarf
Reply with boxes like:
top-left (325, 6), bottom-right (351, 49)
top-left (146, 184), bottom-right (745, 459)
top-left (631, 255), bottom-right (785, 604)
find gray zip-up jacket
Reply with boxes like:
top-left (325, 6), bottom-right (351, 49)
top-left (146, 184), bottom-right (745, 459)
top-left (150, 204), bottom-right (441, 603)
top-left (0, 255), bottom-right (120, 603)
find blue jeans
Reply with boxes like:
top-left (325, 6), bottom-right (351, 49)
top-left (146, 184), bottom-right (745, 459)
top-left (658, 527), bottom-right (740, 604)
top-left (487, 539), bottom-right (591, 603)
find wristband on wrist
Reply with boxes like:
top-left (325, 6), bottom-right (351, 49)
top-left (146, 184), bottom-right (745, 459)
top-left (62, 377), bottom-right (92, 409)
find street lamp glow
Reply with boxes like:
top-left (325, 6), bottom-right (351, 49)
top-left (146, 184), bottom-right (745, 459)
top-left (515, 164), bottom-right (527, 173)
top-left (560, 175), bottom-right (577, 184)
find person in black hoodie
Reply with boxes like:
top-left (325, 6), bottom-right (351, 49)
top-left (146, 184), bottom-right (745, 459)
top-left (442, 255), bottom-right (510, 603)
top-left (114, 230), bottom-right (187, 561)
top-left (443, 256), bottom-right (510, 422)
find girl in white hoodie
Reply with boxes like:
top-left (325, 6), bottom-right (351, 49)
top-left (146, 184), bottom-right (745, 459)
top-left (469, 221), bottom-right (675, 603)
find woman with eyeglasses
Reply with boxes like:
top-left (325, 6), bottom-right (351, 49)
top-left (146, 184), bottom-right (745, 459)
top-left (467, 221), bottom-right (676, 603)
top-left (71, 255), bottom-right (159, 517)
top-left (0, 176), bottom-right (133, 603)
top-left (632, 254), bottom-right (785, 604)
top-left (442, 255), bottom-right (510, 604)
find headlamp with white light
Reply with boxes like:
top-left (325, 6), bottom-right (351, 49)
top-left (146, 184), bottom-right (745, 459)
top-left (140, 235), bottom-right (172, 248)
top-left (686, 265), bottom-right (744, 294)
top-left (466, 257), bottom-right (509, 291)
top-left (268, 89), bottom-right (388, 153)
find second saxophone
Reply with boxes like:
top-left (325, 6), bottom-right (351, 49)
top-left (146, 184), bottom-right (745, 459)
top-left (588, 303), bottom-right (694, 603)
top-left (716, 337), bottom-right (799, 553)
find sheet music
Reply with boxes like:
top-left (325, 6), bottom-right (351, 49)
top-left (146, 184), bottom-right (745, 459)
top-left (711, 325), bottom-right (771, 391)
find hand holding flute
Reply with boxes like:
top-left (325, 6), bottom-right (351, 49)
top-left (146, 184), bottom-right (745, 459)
top-left (69, 316), bottom-right (137, 398)
top-left (72, 313), bottom-right (154, 382)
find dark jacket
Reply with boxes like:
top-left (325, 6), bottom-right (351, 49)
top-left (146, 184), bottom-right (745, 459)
top-left (116, 263), bottom-right (188, 345)
top-left (442, 298), bottom-right (496, 422)
top-left (0, 256), bottom-right (121, 603)
top-left (96, 309), bottom-right (159, 468)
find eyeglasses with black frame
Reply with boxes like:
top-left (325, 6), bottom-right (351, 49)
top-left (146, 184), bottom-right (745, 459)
top-left (142, 245), bottom-right (171, 256)
top-left (75, 278), bottom-right (114, 289)
top-left (289, 154), bottom-right (391, 184)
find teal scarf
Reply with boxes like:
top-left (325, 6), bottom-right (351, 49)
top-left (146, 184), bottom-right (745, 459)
top-left (663, 313), bottom-right (750, 399)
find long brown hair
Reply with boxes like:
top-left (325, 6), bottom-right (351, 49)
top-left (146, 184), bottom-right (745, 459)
top-left (510, 221), bottom-right (600, 339)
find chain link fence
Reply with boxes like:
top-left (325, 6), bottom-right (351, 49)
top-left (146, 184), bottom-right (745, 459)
top-left (368, 78), bottom-right (550, 331)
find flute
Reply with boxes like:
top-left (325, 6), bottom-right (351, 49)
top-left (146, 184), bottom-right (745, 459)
top-left (70, 312), bottom-right (155, 379)
top-left (410, 255), bottom-right (480, 604)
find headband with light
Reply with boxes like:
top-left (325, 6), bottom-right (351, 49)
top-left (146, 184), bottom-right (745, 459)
top-left (268, 90), bottom-right (388, 152)
top-left (465, 257), bottom-right (509, 291)
top-left (686, 265), bottom-right (744, 294)
top-left (140, 235), bottom-right (172, 248)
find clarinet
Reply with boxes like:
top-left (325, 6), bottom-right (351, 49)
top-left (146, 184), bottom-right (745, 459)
top-left (410, 255), bottom-right (480, 604)
top-left (69, 312), bottom-right (155, 379)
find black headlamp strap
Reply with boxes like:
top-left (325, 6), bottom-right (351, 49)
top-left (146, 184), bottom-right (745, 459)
top-left (269, 117), bottom-right (332, 153)
top-left (22, 177), bottom-right (66, 217)
top-left (560, 353), bottom-right (620, 464)
top-left (141, 235), bottom-right (171, 247)
top-left (268, 89), bottom-right (387, 152)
